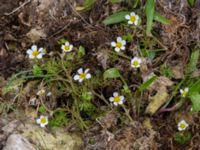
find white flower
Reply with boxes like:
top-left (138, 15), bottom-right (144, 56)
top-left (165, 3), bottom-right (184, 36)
top-left (37, 89), bottom-right (45, 96)
top-left (131, 57), bottom-right (142, 68)
top-left (73, 68), bottom-right (91, 82)
top-left (177, 120), bottom-right (189, 131)
top-left (180, 87), bottom-right (189, 98)
top-left (27, 45), bottom-right (45, 59)
top-left (61, 41), bottom-right (73, 52)
top-left (36, 115), bottom-right (48, 128)
top-left (47, 92), bottom-right (52, 97)
top-left (125, 12), bottom-right (140, 25)
top-left (111, 37), bottom-right (126, 52)
top-left (109, 92), bottom-right (125, 106)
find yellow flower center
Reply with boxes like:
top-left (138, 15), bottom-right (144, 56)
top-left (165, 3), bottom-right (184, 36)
top-left (114, 96), bottom-right (120, 103)
top-left (116, 42), bottom-right (122, 48)
top-left (132, 61), bottom-right (139, 67)
top-left (182, 91), bottom-right (188, 97)
top-left (64, 45), bottom-right (70, 51)
top-left (40, 117), bottom-right (47, 124)
top-left (80, 73), bottom-right (86, 79)
top-left (130, 16), bottom-right (136, 22)
top-left (180, 123), bottom-right (186, 129)
top-left (32, 50), bottom-right (39, 57)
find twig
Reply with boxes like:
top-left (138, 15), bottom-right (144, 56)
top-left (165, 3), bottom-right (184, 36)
top-left (4, 0), bottom-right (31, 16)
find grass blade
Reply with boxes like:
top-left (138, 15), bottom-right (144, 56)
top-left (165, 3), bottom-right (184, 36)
top-left (154, 11), bottom-right (171, 25)
top-left (139, 76), bottom-right (157, 92)
top-left (103, 68), bottom-right (121, 79)
top-left (187, 50), bottom-right (199, 74)
top-left (103, 11), bottom-right (130, 25)
top-left (145, 0), bottom-right (155, 36)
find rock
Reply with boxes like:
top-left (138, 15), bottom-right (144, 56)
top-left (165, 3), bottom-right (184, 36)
top-left (0, 119), bottom-right (83, 150)
top-left (18, 123), bottom-right (83, 150)
top-left (3, 134), bottom-right (35, 150)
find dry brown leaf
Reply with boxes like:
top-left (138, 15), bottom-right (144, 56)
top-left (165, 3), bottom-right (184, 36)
top-left (145, 86), bottom-right (169, 115)
top-left (171, 65), bottom-right (184, 79)
top-left (26, 28), bottom-right (46, 43)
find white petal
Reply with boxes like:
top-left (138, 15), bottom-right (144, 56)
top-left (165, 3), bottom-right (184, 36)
top-left (109, 97), bottom-right (114, 102)
top-left (134, 20), bottom-right (139, 25)
top-left (86, 73), bottom-right (91, 79)
top-left (111, 42), bottom-right (116, 47)
top-left (122, 40), bottom-right (126, 45)
top-left (79, 78), bottom-right (84, 82)
top-left (120, 96), bottom-right (125, 101)
top-left (47, 92), bottom-right (52, 96)
top-left (37, 53), bottom-right (43, 59)
top-left (113, 102), bottom-right (118, 106)
top-left (180, 89), bottom-right (183, 93)
top-left (69, 45), bottom-right (73, 50)
top-left (138, 58), bottom-right (142, 63)
top-left (40, 124), bottom-right (46, 128)
top-left (61, 45), bottom-right (65, 51)
top-left (77, 68), bottom-right (83, 74)
top-left (73, 75), bottom-right (80, 81)
top-left (125, 15), bottom-right (130, 20)
top-left (115, 47), bottom-right (120, 52)
top-left (113, 92), bottom-right (119, 97)
top-left (185, 88), bottom-right (189, 92)
top-left (65, 41), bottom-right (69, 46)
top-left (128, 21), bottom-right (133, 24)
top-left (121, 46), bottom-right (125, 50)
top-left (85, 68), bottom-right (90, 73)
top-left (135, 15), bottom-right (139, 19)
top-left (39, 48), bottom-right (45, 54)
top-left (118, 100), bottom-right (124, 105)
top-left (27, 49), bottom-right (33, 55)
top-left (178, 127), bottom-right (183, 131)
top-left (36, 119), bottom-right (40, 124)
top-left (44, 117), bottom-right (48, 123)
top-left (29, 55), bottom-right (35, 59)
top-left (31, 45), bottom-right (37, 50)
top-left (130, 12), bottom-right (136, 16)
top-left (180, 120), bottom-right (186, 124)
top-left (117, 37), bottom-right (122, 42)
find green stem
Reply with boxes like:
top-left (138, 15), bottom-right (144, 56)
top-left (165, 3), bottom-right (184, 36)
top-left (92, 90), bottom-right (112, 109)
top-left (121, 104), bottom-right (134, 122)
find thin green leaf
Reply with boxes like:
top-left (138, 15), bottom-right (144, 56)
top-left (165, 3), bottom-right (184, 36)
top-left (145, 0), bottom-right (155, 36)
top-left (187, 0), bottom-right (195, 7)
top-left (109, 0), bottom-right (122, 4)
top-left (190, 92), bottom-right (200, 112)
top-left (187, 50), bottom-right (199, 74)
top-left (82, 0), bottom-right (96, 11)
top-left (139, 76), bottom-right (157, 92)
top-left (189, 79), bottom-right (200, 95)
top-left (103, 11), bottom-right (130, 25)
top-left (154, 12), bottom-right (171, 25)
top-left (103, 68), bottom-right (121, 79)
